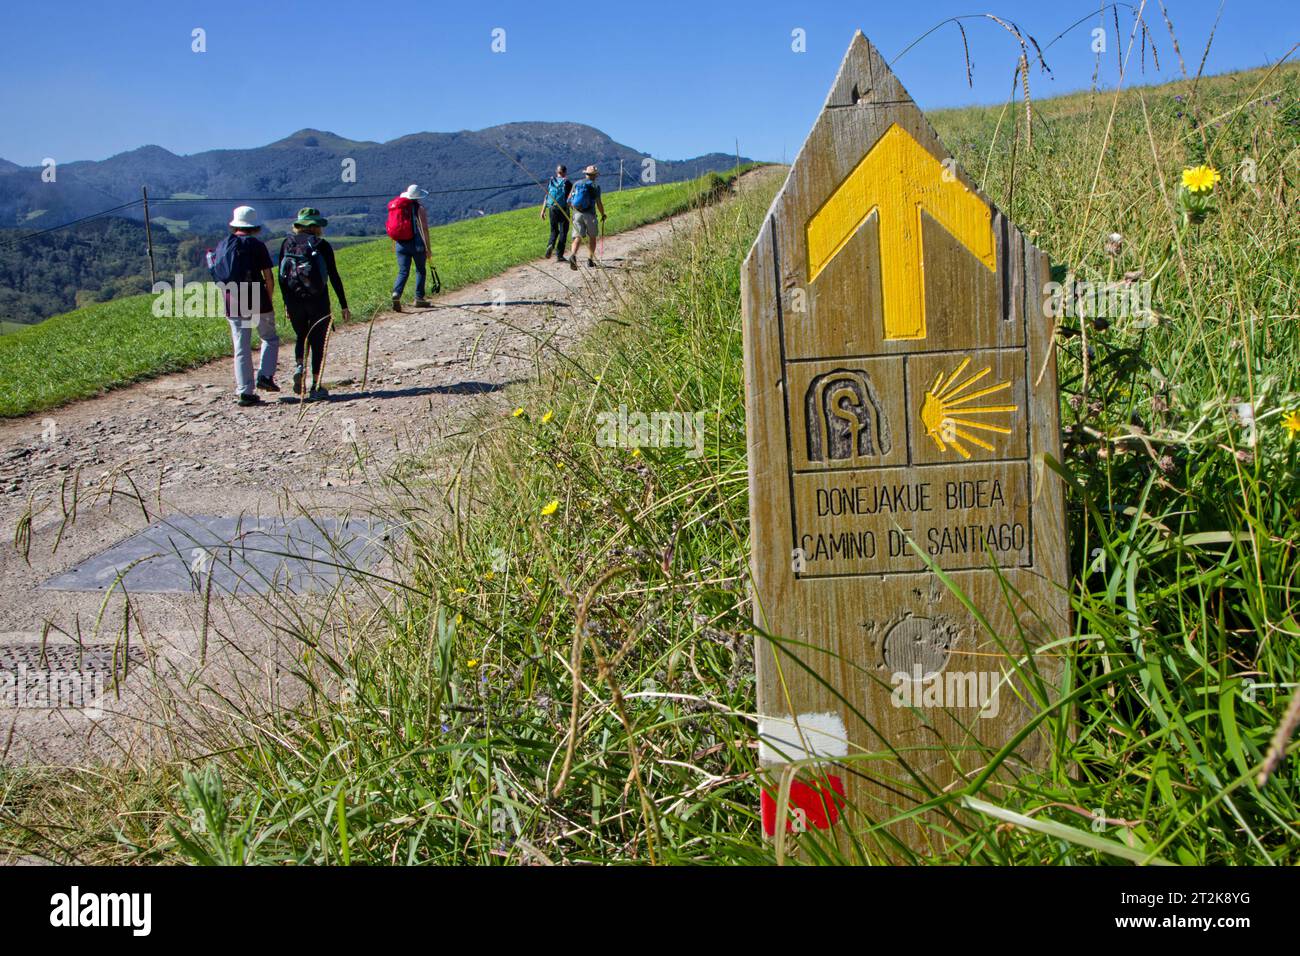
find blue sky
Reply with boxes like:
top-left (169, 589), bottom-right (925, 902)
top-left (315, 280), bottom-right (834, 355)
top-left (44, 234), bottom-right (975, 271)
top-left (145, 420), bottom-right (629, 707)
top-left (0, 1), bottom-right (1293, 166)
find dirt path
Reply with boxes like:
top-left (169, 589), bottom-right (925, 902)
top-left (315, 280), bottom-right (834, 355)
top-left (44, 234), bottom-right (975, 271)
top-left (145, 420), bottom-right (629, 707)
top-left (0, 171), bottom-right (776, 765)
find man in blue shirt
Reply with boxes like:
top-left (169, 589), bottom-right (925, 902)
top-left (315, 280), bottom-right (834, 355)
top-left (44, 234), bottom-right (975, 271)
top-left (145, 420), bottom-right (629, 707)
top-left (566, 165), bottom-right (607, 270)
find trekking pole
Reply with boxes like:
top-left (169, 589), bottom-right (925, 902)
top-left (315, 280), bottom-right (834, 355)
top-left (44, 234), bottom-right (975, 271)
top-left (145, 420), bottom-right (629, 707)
top-left (317, 314), bottom-right (334, 394)
top-left (361, 306), bottom-right (379, 393)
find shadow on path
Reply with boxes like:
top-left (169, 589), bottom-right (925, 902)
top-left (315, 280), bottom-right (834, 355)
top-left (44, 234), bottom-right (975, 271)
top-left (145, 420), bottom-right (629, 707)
top-left (449, 299), bottom-right (571, 309)
top-left (280, 380), bottom-right (519, 404)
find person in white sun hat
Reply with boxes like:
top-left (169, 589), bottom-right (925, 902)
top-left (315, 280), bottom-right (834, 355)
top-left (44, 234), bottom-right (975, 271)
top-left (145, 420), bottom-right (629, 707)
top-left (209, 205), bottom-right (279, 406)
top-left (386, 184), bottom-right (435, 311)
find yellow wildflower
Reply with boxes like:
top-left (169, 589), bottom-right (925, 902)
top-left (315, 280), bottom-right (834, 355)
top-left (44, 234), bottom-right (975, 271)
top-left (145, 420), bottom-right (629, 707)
top-left (630, 448), bottom-right (641, 458)
top-left (1283, 410), bottom-right (1300, 439)
top-left (541, 499), bottom-right (560, 516)
top-left (484, 571), bottom-right (495, 581)
top-left (1181, 165), bottom-right (1220, 193)
top-left (511, 407), bottom-right (525, 418)
top-left (453, 587), bottom-right (466, 594)
top-left (542, 409), bottom-right (554, 424)
top-left (466, 658), bottom-right (479, 668)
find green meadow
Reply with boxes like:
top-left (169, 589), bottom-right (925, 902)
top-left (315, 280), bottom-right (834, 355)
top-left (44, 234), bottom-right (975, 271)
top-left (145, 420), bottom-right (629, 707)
top-left (2, 60), bottom-right (1298, 865)
top-left (0, 169), bottom-right (747, 418)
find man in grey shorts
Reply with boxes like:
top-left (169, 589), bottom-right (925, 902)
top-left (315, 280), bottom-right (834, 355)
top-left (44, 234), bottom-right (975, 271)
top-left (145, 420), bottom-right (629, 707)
top-left (566, 164), bottom-right (607, 270)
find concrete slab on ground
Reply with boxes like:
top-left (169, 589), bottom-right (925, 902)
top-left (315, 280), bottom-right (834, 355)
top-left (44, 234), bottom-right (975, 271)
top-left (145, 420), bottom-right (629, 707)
top-left (39, 514), bottom-right (391, 595)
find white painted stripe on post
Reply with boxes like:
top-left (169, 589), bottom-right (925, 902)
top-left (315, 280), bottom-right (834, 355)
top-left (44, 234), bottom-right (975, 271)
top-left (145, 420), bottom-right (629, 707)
top-left (757, 712), bottom-right (849, 765)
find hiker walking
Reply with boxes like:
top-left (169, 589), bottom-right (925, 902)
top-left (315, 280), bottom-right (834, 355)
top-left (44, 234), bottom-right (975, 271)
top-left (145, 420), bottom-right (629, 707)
top-left (278, 207), bottom-right (351, 400)
top-left (566, 165), bottom-right (606, 270)
top-left (387, 184), bottom-right (435, 311)
top-left (212, 205), bottom-right (279, 406)
top-left (540, 163), bottom-right (572, 261)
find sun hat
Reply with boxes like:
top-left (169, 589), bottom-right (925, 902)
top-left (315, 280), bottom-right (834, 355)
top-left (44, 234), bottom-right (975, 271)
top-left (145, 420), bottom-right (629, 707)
top-left (229, 205), bottom-right (260, 228)
top-left (583, 165), bottom-right (599, 177)
top-left (401, 184), bottom-right (429, 200)
top-left (294, 207), bottom-right (328, 227)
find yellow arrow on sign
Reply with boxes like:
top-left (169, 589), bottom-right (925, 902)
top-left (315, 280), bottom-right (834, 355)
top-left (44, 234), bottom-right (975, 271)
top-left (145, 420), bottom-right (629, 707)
top-left (806, 123), bottom-right (996, 340)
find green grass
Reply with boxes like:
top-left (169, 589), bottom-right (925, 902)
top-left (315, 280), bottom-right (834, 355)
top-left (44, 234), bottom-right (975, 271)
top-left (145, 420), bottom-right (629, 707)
top-left (312, 234), bottom-right (377, 251)
top-left (2, 58), bottom-right (1298, 865)
top-left (0, 169), bottom-right (753, 418)
top-left (150, 217), bottom-right (190, 234)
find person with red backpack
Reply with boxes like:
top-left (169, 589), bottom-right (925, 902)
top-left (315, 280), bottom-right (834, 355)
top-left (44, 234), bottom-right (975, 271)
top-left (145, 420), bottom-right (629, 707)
top-left (211, 205), bottom-right (279, 406)
top-left (387, 184), bottom-right (435, 312)
top-left (278, 208), bottom-right (350, 400)
top-left (539, 164), bottom-right (572, 262)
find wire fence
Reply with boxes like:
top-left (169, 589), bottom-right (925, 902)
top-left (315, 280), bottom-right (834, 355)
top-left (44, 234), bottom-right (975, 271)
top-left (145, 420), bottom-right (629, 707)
top-left (0, 179), bottom-right (543, 250)
top-left (0, 161), bottom-right (659, 252)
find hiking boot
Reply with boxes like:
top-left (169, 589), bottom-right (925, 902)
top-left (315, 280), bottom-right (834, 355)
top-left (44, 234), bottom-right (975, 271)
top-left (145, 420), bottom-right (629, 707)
top-left (544, 249), bottom-right (553, 259)
top-left (556, 255), bottom-right (566, 263)
top-left (413, 297), bottom-right (432, 308)
top-left (309, 385), bottom-right (329, 401)
top-left (292, 366), bottom-right (305, 395)
top-left (587, 259), bottom-right (596, 268)
top-left (568, 256), bottom-right (578, 271)
top-left (256, 375), bottom-right (279, 392)
top-left (236, 393), bottom-right (262, 407)
top-left (391, 294), bottom-right (403, 313)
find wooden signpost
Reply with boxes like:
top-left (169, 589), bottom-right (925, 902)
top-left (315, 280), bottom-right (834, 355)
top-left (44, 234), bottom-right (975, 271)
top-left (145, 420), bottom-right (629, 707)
top-left (742, 32), bottom-right (1070, 847)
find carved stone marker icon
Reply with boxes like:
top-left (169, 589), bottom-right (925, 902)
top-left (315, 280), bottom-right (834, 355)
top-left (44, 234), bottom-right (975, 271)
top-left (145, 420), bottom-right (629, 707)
top-left (743, 32), bottom-right (1070, 847)
top-left (805, 368), bottom-right (891, 462)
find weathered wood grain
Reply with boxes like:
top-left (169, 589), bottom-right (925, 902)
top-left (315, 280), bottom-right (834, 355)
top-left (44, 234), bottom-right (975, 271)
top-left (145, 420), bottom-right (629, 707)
top-left (742, 32), bottom-right (1071, 851)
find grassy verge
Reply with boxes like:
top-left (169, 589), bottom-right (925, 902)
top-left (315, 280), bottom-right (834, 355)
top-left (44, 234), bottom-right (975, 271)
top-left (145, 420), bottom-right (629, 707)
top-left (0, 168), bottom-right (755, 418)
top-left (2, 63), bottom-right (1298, 864)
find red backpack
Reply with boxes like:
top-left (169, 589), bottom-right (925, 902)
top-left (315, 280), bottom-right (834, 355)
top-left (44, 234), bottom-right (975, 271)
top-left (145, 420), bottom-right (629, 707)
top-left (386, 196), bottom-right (415, 241)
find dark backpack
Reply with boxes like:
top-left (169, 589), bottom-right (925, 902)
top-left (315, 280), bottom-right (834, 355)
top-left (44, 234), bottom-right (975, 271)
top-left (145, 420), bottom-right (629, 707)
top-left (547, 176), bottom-right (570, 209)
top-left (278, 234), bottom-right (326, 299)
top-left (210, 234), bottom-right (258, 284)
top-left (570, 179), bottom-right (596, 213)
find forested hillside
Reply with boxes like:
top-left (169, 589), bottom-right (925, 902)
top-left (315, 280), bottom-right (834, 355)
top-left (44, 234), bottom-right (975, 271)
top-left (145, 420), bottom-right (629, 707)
top-left (0, 219), bottom-right (204, 326)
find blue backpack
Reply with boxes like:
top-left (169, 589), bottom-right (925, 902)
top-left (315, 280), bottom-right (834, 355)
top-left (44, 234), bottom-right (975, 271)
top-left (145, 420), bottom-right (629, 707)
top-left (570, 179), bottom-right (597, 213)
top-left (210, 234), bottom-right (258, 284)
top-left (547, 176), bottom-right (569, 209)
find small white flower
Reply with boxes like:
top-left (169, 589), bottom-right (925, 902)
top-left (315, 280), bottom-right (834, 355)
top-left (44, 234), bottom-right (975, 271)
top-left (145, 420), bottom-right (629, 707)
top-left (1235, 402), bottom-right (1257, 448)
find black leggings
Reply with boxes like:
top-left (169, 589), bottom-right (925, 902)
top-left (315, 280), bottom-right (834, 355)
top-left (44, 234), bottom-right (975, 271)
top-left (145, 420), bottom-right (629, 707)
top-left (546, 205), bottom-right (570, 254)
top-left (286, 300), bottom-right (331, 381)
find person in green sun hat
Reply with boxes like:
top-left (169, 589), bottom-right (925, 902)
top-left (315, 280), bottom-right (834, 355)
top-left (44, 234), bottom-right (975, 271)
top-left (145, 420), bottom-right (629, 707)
top-left (278, 207), bottom-right (350, 399)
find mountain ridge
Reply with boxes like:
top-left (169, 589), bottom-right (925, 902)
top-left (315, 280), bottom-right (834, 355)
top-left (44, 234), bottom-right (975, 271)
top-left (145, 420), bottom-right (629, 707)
top-left (0, 122), bottom-right (751, 231)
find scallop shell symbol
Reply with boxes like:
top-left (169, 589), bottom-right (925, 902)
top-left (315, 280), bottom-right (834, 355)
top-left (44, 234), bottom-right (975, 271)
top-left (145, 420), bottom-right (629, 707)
top-left (920, 357), bottom-right (1018, 459)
